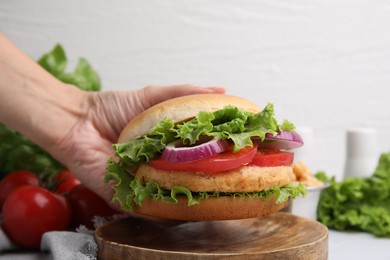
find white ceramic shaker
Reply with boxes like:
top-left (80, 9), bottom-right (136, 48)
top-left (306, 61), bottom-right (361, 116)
top-left (343, 128), bottom-right (378, 179)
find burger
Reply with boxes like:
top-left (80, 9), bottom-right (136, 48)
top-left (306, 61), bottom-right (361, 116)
top-left (105, 94), bottom-right (306, 221)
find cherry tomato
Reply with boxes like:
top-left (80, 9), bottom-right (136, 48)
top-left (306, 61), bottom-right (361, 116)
top-left (0, 170), bottom-right (39, 210)
top-left (251, 149), bottom-right (294, 167)
top-left (149, 144), bottom-right (258, 173)
top-left (52, 170), bottom-right (81, 194)
top-left (2, 186), bottom-right (72, 249)
top-left (67, 184), bottom-right (120, 229)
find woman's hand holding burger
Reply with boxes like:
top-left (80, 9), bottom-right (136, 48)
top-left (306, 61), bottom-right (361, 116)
top-left (49, 85), bottom-right (225, 208)
top-left (0, 32), bottom-right (225, 210)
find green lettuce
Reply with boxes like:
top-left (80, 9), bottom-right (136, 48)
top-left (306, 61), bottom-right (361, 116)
top-left (105, 103), bottom-right (304, 211)
top-left (106, 157), bottom-right (307, 211)
top-left (0, 127), bottom-right (64, 179)
top-left (317, 152), bottom-right (390, 237)
top-left (111, 103), bottom-right (294, 172)
top-left (38, 44), bottom-right (101, 92)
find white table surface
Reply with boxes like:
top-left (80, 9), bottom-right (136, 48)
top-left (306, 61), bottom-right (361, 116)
top-left (1, 229), bottom-right (389, 259)
top-left (329, 230), bottom-right (390, 260)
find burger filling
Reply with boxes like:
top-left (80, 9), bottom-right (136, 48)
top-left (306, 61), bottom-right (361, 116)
top-left (106, 103), bottom-right (307, 211)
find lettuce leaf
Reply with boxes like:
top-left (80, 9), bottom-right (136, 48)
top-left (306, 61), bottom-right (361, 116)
top-left (105, 158), bottom-right (306, 211)
top-left (38, 44), bottom-right (101, 92)
top-left (113, 137), bottom-right (165, 169)
top-left (0, 127), bottom-right (64, 179)
top-left (317, 152), bottom-right (390, 237)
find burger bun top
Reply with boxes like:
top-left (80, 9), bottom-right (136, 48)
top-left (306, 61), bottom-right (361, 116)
top-left (118, 94), bottom-right (260, 143)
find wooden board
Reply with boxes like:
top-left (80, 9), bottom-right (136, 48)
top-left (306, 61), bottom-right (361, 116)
top-left (95, 212), bottom-right (328, 260)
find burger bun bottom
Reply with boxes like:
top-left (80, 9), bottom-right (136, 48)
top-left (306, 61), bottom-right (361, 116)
top-left (133, 195), bottom-right (289, 221)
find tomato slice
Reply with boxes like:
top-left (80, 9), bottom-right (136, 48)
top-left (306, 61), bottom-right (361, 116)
top-left (150, 144), bottom-right (258, 173)
top-left (251, 149), bottom-right (294, 167)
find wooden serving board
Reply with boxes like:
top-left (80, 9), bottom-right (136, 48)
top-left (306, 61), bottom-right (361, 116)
top-left (95, 212), bottom-right (328, 260)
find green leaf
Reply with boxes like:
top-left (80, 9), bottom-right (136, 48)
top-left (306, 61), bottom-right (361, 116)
top-left (317, 152), bottom-right (390, 237)
top-left (279, 119), bottom-right (295, 131)
top-left (106, 170), bottom-right (306, 212)
top-left (38, 44), bottom-right (101, 92)
top-left (0, 125), bottom-right (64, 179)
top-left (247, 104), bottom-right (275, 129)
top-left (212, 106), bottom-right (249, 133)
top-left (105, 159), bottom-right (136, 211)
top-left (148, 118), bottom-right (176, 144)
top-left (314, 171), bottom-right (330, 183)
top-left (74, 58), bottom-right (101, 91)
top-left (37, 44), bottom-right (67, 75)
top-left (170, 186), bottom-right (200, 206)
top-left (113, 136), bottom-right (165, 170)
top-left (176, 111), bottom-right (214, 144)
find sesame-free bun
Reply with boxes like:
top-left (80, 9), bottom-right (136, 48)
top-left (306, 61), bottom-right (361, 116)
top-left (118, 94), bottom-right (260, 143)
top-left (134, 195), bottom-right (289, 221)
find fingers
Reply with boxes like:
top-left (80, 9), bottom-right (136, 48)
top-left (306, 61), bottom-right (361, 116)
top-left (140, 84), bottom-right (226, 109)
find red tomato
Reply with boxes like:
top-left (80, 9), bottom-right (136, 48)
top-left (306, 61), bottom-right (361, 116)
top-left (0, 170), bottom-right (39, 210)
top-left (67, 184), bottom-right (120, 229)
top-left (251, 149), bottom-right (294, 167)
top-left (2, 186), bottom-right (72, 249)
top-left (150, 144), bottom-right (258, 173)
top-left (52, 170), bottom-right (81, 194)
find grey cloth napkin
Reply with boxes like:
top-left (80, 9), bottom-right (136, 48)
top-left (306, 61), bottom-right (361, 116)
top-left (0, 227), bottom-right (97, 260)
top-left (41, 231), bottom-right (97, 260)
top-left (0, 227), bottom-right (15, 252)
top-left (0, 214), bottom-right (129, 260)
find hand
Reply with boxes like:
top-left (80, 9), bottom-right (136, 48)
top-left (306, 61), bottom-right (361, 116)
top-left (0, 32), bottom-right (225, 209)
top-left (51, 85), bottom-right (225, 208)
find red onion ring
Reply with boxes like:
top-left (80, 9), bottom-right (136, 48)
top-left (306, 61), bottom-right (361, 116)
top-left (161, 138), bottom-right (229, 163)
top-left (259, 130), bottom-right (304, 150)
